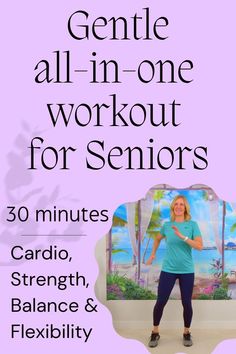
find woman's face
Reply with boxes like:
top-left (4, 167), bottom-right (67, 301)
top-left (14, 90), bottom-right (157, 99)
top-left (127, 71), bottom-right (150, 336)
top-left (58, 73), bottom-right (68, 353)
top-left (173, 197), bottom-right (186, 218)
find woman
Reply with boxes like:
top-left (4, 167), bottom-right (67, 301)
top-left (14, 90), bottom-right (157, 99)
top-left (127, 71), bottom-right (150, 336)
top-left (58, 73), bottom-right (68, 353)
top-left (146, 195), bottom-right (203, 348)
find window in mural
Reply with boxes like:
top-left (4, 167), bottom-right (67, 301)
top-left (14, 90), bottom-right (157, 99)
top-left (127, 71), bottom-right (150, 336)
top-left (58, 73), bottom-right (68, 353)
top-left (106, 185), bottom-right (236, 300)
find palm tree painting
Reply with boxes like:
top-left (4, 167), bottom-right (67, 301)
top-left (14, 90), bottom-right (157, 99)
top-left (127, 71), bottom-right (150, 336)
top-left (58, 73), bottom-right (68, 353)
top-left (107, 210), bottom-right (127, 274)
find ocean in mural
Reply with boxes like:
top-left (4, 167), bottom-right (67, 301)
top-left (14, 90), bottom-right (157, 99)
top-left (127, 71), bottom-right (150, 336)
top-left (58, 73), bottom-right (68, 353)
top-left (111, 247), bottom-right (236, 274)
top-left (106, 186), bottom-right (236, 300)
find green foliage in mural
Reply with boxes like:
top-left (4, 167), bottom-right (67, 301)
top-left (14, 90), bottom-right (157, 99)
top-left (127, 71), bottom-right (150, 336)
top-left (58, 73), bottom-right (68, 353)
top-left (212, 287), bottom-right (231, 300)
top-left (112, 236), bottom-right (128, 255)
top-left (107, 273), bottom-right (156, 300)
top-left (142, 207), bottom-right (162, 263)
top-left (220, 273), bottom-right (229, 290)
top-left (112, 214), bottom-right (127, 227)
top-left (230, 223), bottom-right (236, 233)
top-left (146, 207), bottom-right (162, 234)
top-left (197, 294), bottom-right (212, 300)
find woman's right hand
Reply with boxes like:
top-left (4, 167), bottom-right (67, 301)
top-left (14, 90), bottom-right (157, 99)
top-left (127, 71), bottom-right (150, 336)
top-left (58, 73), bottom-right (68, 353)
top-left (146, 254), bottom-right (155, 265)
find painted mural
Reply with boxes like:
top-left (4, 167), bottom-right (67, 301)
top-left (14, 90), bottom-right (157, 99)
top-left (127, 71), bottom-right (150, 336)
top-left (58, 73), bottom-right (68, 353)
top-left (106, 185), bottom-right (236, 300)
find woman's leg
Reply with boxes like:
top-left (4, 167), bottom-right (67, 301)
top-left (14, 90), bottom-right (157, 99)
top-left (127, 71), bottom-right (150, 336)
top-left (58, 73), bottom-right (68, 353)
top-left (153, 271), bottom-right (177, 331)
top-left (178, 273), bottom-right (195, 331)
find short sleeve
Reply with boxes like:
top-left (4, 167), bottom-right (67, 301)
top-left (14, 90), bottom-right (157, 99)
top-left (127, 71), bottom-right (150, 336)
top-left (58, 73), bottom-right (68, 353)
top-left (160, 223), bottom-right (166, 237)
top-left (192, 221), bottom-right (202, 239)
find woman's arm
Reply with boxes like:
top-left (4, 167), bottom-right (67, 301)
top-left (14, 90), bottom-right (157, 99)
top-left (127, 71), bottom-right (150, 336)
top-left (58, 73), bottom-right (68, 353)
top-left (146, 233), bottom-right (165, 265)
top-left (185, 236), bottom-right (203, 250)
top-left (172, 225), bottom-right (203, 250)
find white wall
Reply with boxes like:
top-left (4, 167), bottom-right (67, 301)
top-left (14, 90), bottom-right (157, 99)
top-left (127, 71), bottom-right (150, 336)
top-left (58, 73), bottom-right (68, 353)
top-left (95, 237), bottom-right (236, 330)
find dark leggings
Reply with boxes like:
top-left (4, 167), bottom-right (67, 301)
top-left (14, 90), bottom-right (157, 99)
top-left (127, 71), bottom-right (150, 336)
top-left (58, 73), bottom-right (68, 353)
top-left (153, 271), bottom-right (194, 328)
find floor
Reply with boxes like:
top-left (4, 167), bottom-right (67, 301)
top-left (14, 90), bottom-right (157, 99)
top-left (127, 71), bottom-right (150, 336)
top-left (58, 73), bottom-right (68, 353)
top-left (116, 328), bottom-right (236, 354)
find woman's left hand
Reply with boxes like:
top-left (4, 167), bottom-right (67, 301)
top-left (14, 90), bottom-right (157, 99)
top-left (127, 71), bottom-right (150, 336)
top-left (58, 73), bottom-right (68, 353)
top-left (171, 225), bottom-right (184, 239)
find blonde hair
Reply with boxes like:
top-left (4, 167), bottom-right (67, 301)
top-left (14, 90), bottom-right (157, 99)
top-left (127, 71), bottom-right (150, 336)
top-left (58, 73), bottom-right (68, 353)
top-left (170, 195), bottom-right (191, 221)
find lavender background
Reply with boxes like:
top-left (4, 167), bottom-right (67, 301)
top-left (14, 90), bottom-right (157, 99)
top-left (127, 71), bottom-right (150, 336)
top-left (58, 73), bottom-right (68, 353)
top-left (1, 1), bottom-right (236, 353)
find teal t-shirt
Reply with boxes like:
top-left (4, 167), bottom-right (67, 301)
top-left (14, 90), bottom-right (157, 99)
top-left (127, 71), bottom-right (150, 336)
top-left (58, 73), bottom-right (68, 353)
top-left (160, 220), bottom-right (202, 274)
